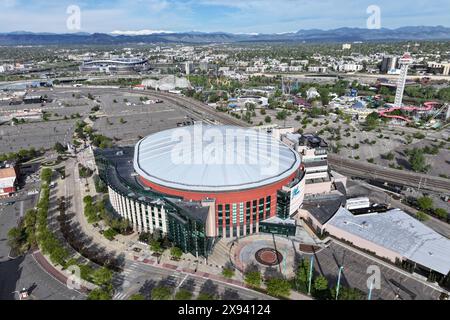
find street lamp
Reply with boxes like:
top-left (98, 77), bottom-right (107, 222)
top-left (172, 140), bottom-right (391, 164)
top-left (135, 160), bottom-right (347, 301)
top-left (307, 256), bottom-right (314, 295)
top-left (335, 266), bottom-right (344, 300)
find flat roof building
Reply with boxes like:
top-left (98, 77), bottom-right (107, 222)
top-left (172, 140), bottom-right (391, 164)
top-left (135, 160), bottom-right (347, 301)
top-left (325, 208), bottom-right (450, 277)
top-left (0, 166), bottom-right (17, 197)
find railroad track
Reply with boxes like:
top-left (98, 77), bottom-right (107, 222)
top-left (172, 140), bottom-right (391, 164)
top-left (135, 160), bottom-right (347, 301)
top-left (329, 155), bottom-right (450, 194)
top-left (128, 90), bottom-right (250, 127)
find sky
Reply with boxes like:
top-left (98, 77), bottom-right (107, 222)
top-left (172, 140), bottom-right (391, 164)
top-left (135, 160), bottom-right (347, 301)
top-left (0, 0), bottom-right (449, 34)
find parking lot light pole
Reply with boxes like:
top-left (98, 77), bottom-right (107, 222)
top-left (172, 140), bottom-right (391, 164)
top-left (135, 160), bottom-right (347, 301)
top-left (307, 256), bottom-right (314, 295)
top-left (335, 266), bottom-right (344, 300)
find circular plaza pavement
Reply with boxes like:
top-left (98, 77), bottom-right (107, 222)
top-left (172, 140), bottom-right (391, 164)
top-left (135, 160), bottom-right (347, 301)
top-left (231, 234), bottom-right (297, 278)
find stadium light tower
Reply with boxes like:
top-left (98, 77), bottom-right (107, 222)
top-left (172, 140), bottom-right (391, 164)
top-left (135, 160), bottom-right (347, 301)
top-left (394, 49), bottom-right (413, 107)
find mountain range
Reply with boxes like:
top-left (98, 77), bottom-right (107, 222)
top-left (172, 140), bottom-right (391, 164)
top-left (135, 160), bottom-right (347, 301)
top-left (1, 26), bottom-right (450, 45)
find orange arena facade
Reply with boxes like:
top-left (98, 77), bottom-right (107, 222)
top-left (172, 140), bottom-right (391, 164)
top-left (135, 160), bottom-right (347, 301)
top-left (139, 170), bottom-right (300, 237)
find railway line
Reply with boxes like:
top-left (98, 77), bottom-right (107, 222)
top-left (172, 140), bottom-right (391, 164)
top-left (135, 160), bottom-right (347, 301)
top-left (129, 90), bottom-right (250, 127)
top-left (329, 155), bottom-right (450, 194)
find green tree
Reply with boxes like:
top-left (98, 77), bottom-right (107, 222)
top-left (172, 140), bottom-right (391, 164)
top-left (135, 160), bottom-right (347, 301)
top-left (54, 142), bottom-right (66, 154)
top-left (87, 288), bottom-right (112, 300)
top-left (103, 228), bottom-right (118, 241)
top-left (276, 110), bottom-right (288, 121)
top-left (7, 227), bottom-right (25, 251)
top-left (175, 289), bottom-right (193, 300)
top-left (313, 276), bottom-right (328, 291)
top-left (197, 293), bottom-right (215, 300)
top-left (151, 287), bottom-right (172, 300)
top-left (408, 148), bottom-right (429, 173)
top-left (222, 268), bottom-right (235, 279)
top-left (365, 112), bottom-right (380, 130)
top-left (91, 267), bottom-right (113, 287)
top-left (264, 116), bottom-right (272, 123)
top-left (333, 286), bottom-right (365, 300)
top-left (244, 271), bottom-right (262, 288)
top-left (150, 240), bottom-right (162, 253)
top-left (417, 196), bottom-right (433, 212)
top-left (416, 211), bottom-right (429, 222)
top-left (129, 294), bottom-right (145, 300)
top-left (434, 208), bottom-right (448, 220)
top-left (170, 247), bottom-right (183, 260)
top-left (266, 278), bottom-right (291, 298)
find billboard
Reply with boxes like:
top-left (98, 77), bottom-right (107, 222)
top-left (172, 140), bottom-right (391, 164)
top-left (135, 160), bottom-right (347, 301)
top-left (289, 177), bottom-right (305, 216)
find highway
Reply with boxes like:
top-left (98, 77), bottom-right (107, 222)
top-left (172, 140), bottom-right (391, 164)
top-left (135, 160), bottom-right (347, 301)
top-left (328, 154), bottom-right (450, 194)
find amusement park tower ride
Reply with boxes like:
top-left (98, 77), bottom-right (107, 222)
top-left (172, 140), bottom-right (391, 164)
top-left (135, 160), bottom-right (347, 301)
top-left (394, 51), bottom-right (413, 107)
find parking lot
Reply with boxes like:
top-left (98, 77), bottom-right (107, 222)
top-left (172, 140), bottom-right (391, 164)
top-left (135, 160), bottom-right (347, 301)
top-left (313, 242), bottom-right (443, 300)
top-left (0, 87), bottom-right (199, 154)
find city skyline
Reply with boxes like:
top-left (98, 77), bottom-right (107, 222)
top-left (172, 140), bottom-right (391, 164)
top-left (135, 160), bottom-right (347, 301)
top-left (0, 0), bottom-right (450, 34)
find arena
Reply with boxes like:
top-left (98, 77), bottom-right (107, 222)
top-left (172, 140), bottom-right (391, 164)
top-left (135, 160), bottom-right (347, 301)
top-left (96, 125), bottom-right (306, 256)
top-left (133, 125), bottom-right (304, 238)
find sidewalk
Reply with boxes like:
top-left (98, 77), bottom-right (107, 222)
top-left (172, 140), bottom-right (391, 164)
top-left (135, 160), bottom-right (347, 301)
top-left (32, 250), bottom-right (93, 294)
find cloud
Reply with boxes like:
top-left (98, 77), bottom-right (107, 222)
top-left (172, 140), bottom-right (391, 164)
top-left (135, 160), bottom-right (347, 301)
top-left (0, 0), bottom-right (449, 33)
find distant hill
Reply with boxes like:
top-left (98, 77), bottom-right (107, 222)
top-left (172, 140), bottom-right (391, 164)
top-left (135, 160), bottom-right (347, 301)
top-left (1, 26), bottom-right (450, 45)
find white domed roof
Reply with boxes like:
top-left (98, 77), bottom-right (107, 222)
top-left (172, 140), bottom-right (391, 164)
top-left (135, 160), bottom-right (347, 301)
top-left (134, 125), bottom-right (301, 192)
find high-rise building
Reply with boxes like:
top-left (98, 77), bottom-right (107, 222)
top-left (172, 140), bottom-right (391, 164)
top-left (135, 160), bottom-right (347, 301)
top-left (381, 55), bottom-right (398, 74)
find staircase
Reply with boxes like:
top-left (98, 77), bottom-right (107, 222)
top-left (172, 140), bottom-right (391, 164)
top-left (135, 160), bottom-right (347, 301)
top-left (207, 238), bottom-right (233, 268)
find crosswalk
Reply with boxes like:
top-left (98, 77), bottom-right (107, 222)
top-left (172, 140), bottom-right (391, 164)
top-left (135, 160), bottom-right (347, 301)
top-left (113, 292), bottom-right (128, 300)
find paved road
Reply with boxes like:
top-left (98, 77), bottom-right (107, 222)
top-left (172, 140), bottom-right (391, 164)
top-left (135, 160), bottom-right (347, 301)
top-left (113, 258), bottom-right (275, 301)
top-left (0, 199), bottom-right (84, 300)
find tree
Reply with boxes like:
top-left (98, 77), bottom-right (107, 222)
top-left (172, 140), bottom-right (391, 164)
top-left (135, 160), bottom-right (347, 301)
top-left (222, 268), bottom-right (235, 279)
top-left (244, 271), bottom-right (262, 288)
top-left (170, 247), bottom-right (183, 260)
top-left (150, 240), bottom-right (162, 253)
top-left (91, 267), bottom-right (113, 287)
top-left (416, 211), bottom-right (429, 222)
top-left (87, 288), bottom-right (111, 300)
top-left (333, 286), bottom-right (365, 300)
top-left (129, 294), bottom-right (145, 300)
top-left (7, 227), bottom-right (25, 251)
top-left (264, 116), bottom-right (272, 123)
top-left (266, 278), bottom-right (291, 298)
top-left (175, 289), bottom-right (193, 300)
top-left (54, 142), bottom-right (66, 154)
top-left (276, 110), bottom-right (288, 121)
top-left (197, 292), bottom-right (215, 300)
top-left (408, 148), bottom-right (429, 173)
top-left (104, 228), bottom-right (118, 241)
top-left (417, 196), bottom-right (433, 212)
top-left (151, 287), bottom-right (172, 300)
top-left (49, 246), bottom-right (69, 266)
top-left (434, 208), bottom-right (448, 220)
top-left (313, 276), bottom-right (328, 292)
top-left (384, 152), bottom-right (395, 161)
top-left (365, 112), bottom-right (380, 130)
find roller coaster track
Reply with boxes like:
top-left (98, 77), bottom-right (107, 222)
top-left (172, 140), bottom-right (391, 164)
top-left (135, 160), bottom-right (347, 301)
top-left (328, 155), bottom-right (450, 194)
top-left (378, 101), bottom-right (441, 123)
